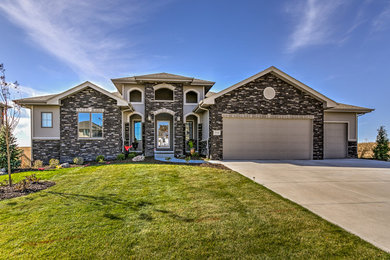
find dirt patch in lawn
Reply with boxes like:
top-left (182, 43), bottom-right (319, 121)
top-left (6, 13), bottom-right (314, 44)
top-left (0, 181), bottom-right (55, 201)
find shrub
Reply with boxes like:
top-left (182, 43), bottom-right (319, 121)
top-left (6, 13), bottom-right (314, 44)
top-left (14, 174), bottom-right (40, 192)
top-left (191, 152), bottom-right (199, 158)
top-left (49, 159), bottom-right (60, 168)
top-left (116, 153), bottom-right (125, 160)
top-left (373, 126), bottom-right (390, 161)
top-left (33, 160), bottom-right (43, 169)
top-left (73, 157), bottom-right (84, 165)
top-left (185, 156), bottom-right (191, 163)
top-left (128, 152), bottom-right (137, 159)
top-left (166, 157), bottom-right (171, 161)
top-left (96, 155), bottom-right (105, 163)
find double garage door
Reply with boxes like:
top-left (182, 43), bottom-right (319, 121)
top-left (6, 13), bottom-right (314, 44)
top-left (223, 117), bottom-right (348, 160)
top-left (223, 117), bottom-right (313, 160)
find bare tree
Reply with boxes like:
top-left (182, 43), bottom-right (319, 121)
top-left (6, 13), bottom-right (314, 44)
top-left (0, 64), bottom-right (21, 186)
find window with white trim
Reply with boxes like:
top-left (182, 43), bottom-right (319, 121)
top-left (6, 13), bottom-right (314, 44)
top-left (155, 88), bottom-right (173, 101)
top-left (185, 91), bottom-right (198, 104)
top-left (78, 112), bottom-right (103, 138)
top-left (129, 89), bottom-right (142, 103)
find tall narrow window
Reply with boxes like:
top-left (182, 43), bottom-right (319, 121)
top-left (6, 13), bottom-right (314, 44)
top-left (41, 112), bottom-right (53, 128)
top-left (133, 120), bottom-right (142, 141)
top-left (78, 112), bottom-right (103, 138)
top-left (185, 121), bottom-right (194, 141)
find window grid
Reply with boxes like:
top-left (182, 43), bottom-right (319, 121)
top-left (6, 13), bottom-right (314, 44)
top-left (78, 112), bottom-right (103, 138)
top-left (41, 112), bottom-right (53, 128)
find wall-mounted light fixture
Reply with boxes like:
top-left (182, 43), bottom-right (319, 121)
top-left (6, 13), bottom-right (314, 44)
top-left (177, 116), bottom-right (181, 121)
top-left (148, 114), bottom-right (152, 121)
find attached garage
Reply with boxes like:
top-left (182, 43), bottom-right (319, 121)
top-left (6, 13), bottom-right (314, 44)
top-left (222, 115), bottom-right (313, 160)
top-left (324, 123), bottom-right (348, 159)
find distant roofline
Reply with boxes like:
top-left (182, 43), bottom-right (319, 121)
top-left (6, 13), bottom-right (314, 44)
top-left (111, 72), bottom-right (215, 94)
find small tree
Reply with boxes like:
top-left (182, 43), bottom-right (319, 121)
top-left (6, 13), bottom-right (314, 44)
top-left (0, 127), bottom-right (21, 172)
top-left (373, 126), bottom-right (390, 161)
top-left (0, 64), bottom-right (21, 186)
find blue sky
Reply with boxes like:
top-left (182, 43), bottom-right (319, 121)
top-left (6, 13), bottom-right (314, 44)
top-left (0, 0), bottom-right (389, 146)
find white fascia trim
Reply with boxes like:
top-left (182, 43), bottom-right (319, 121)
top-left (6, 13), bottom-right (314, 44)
top-left (32, 137), bottom-right (60, 140)
top-left (204, 66), bottom-right (337, 108)
top-left (46, 81), bottom-right (129, 106)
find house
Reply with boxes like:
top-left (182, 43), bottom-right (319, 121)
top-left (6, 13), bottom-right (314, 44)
top-left (15, 66), bottom-right (373, 163)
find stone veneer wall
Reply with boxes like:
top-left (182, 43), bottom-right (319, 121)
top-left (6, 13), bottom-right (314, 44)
top-left (199, 140), bottom-right (208, 157)
top-left (144, 83), bottom-right (184, 157)
top-left (59, 87), bottom-right (122, 163)
top-left (347, 141), bottom-right (358, 158)
top-left (208, 72), bottom-right (325, 160)
top-left (32, 140), bottom-right (60, 164)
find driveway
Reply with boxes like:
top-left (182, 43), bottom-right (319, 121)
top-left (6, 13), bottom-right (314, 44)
top-left (220, 159), bottom-right (390, 252)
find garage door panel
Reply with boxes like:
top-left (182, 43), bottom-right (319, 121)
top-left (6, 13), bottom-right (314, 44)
top-left (324, 123), bottom-right (347, 159)
top-left (223, 117), bottom-right (312, 160)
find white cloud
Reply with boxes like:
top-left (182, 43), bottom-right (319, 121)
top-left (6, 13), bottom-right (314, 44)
top-left (286, 0), bottom-right (344, 52)
top-left (14, 115), bottom-right (30, 147)
top-left (372, 4), bottom-right (390, 31)
top-left (0, 0), bottom-right (164, 80)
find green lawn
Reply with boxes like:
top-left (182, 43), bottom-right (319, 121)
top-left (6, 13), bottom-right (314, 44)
top-left (0, 164), bottom-right (388, 259)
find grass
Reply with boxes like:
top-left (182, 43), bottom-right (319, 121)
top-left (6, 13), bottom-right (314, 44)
top-left (0, 164), bottom-right (388, 259)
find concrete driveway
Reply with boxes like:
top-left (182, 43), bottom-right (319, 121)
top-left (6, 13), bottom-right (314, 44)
top-left (221, 159), bottom-right (390, 252)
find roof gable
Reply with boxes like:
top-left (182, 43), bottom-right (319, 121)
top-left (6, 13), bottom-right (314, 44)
top-left (203, 66), bottom-right (337, 108)
top-left (46, 81), bottom-right (129, 106)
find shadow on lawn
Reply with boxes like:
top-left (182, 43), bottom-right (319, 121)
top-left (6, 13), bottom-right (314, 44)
top-left (45, 191), bottom-right (194, 223)
top-left (46, 191), bottom-right (152, 210)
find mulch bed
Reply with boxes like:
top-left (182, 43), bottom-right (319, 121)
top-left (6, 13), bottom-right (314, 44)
top-left (0, 181), bottom-right (55, 201)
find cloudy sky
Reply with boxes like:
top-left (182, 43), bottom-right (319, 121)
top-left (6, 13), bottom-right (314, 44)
top-left (0, 0), bottom-right (390, 146)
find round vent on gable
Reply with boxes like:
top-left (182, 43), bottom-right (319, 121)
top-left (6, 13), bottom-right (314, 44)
top-left (263, 87), bottom-right (276, 100)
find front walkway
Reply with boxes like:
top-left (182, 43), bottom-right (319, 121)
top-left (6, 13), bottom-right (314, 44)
top-left (220, 159), bottom-right (390, 253)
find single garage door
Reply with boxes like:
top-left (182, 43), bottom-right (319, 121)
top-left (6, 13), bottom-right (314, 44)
top-left (223, 117), bottom-right (313, 160)
top-left (324, 123), bottom-right (347, 159)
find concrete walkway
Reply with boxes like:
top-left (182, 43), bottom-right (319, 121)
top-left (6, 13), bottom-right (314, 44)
top-left (220, 159), bottom-right (390, 252)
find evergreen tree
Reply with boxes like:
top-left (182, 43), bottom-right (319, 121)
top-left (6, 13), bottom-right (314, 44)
top-left (373, 126), bottom-right (390, 161)
top-left (0, 127), bottom-right (21, 171)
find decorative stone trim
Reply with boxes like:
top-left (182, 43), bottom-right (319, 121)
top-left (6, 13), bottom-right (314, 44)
top-left (32, 137), bottom-right (60, 140)
top-left (153, 83), bottom-right (175, 91)
top-left (76, 108), bottom-right (105, 112)
top-left (153, 108), bottom-right (176, 116)
top-left (222, 114), bottom-right (315, 120)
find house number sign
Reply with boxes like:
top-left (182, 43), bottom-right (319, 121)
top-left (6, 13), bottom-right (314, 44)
top-left (213, 130), bottom-right (221, 136)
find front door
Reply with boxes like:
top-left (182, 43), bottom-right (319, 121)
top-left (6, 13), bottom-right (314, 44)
top-left (157, 121), bottom-right (170, 149)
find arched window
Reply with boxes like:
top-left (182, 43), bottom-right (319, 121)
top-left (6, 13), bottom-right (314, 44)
top-left (185, 91), bottom-right (198, 104)
top-left (129, 89), bottom-right (142, 103)
top-left (155, 88), bottom-right (173, 101)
